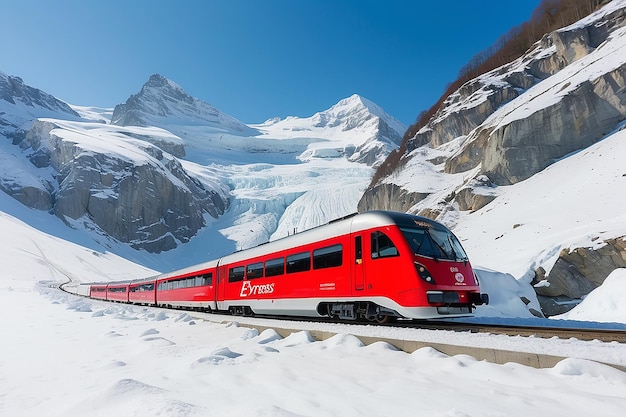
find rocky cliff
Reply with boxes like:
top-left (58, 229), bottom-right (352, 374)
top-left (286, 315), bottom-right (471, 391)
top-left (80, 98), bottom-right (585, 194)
top-left (16, 119), bottom-right (228, 252)
top-left (359, 1), bottom-right (626, 316)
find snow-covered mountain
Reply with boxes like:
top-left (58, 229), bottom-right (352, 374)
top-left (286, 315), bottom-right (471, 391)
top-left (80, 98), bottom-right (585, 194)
top-left (0, 70), bottom-right (404, 266)
top-left (111, 74), bottom-right (259, 148)
top-left (360, 0), bottom-right (626, 315)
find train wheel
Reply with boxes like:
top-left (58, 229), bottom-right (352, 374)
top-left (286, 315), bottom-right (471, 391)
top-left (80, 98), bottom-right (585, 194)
top-left (326, 305), bottom-right (339, 322)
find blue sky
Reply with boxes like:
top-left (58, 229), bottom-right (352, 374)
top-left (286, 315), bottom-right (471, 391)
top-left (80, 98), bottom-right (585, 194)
top-left (1, 1), bottom-right (541, 126)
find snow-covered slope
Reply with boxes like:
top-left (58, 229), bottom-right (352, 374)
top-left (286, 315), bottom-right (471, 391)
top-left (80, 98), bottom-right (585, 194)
top-left (2, 208), bottom-right (625, 416)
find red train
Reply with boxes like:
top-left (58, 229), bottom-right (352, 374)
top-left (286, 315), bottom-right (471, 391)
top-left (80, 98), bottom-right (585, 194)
top-left (81, 211), bottom-right (488, 322)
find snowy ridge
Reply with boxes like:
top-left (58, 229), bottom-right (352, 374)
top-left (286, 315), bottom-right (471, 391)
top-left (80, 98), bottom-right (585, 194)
top-left (0, 71), bottom-right (81, 134)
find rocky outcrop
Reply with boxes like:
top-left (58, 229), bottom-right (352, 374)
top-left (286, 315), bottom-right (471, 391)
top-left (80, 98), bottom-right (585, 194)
top-left (407, 82), bottom-right (520, 152)
top-left (20, 120), bottom-right (228, 253)
top-left (453, 175), bottom-right (497, 212)
top-left (357, 183), bottom-right (429, 214)
top-left (0, 179), bottom-right (53, 211)
top-left (533, 237), bottom-right (626, 316)
top-left (472, 66), bottom-right (626, 185)
top-left (446, 7), bottom-right (626, 185)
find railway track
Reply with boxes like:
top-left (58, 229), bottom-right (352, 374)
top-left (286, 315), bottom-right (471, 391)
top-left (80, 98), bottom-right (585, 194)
top-left (216, 312), bottom-right (626, 344)
top-left (393, 320), bottom-right (626, 344)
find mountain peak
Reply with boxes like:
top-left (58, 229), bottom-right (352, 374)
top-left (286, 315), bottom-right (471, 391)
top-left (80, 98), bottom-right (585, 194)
top-left (141, 74), bottom-right (191, 104)
top-left (145, 73), bottom-right (179, 89)
top-left (0, 71), bottom-right (79, 119)
top-left (110, 74), bottom-right (253, 134)
top-left (331, 94), bottom-right (387, 119)
top-left (312, 94), bottom-right (406, 136)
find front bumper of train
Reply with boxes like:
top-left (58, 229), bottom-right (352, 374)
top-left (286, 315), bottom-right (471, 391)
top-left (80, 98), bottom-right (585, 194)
top-left (426, 290), bottom-right (489, 306)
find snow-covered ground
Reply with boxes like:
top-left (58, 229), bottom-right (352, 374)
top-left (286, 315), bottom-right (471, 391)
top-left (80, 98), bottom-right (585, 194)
top-left (1, 204), bottom-right (626, 416)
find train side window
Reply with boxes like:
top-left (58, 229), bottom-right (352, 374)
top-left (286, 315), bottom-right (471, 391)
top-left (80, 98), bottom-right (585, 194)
top-left (355, 236), bottom-right (362, 263)
top-left (203, 273), bottom-right (213, 286)
top-left (313, 244), bottom-right (343, 269)
top-left (247, 262), bottom-right (264, 279)
top-left (265, 257), bottom-right (285, 277)
top-left (371, 231), bottom-right (399, 259)
top-left (286, 252), bottom-right (311, 274)
top-left (229, 266), bottom-right (245, 282)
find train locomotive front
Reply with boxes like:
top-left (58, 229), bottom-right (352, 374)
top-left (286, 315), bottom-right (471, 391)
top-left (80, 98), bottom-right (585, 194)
top-left (364, 211), bottom-right (489, 319)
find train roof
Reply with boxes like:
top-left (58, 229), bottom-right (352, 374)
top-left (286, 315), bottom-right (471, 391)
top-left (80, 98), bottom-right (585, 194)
top-left (83, 211), bottom-right (452, 285)
top-left (219, 210), bottom-right (449, 264)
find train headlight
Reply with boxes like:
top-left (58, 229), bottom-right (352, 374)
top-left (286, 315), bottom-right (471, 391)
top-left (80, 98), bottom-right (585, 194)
top-left (415, 262), bottom-right (435, 284)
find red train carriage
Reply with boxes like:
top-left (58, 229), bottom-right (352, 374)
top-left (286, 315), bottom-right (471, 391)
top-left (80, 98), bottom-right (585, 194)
top-left (155, 261), bottom-right (218, 311)
top-left (216, 211), bottom-right (488, 321)
top-left (85, 211), bottom-right (488, 321)
top-left (128, 278), bottom-right (157, 306)
top-left (106, 283), bottom-right (130, 303)
top-left (89, 284), bottom-right (108, 300)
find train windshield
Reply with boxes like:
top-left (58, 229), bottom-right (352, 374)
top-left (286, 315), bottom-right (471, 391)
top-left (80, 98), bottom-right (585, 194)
top-left (400, 227), bottom-right (468, 261)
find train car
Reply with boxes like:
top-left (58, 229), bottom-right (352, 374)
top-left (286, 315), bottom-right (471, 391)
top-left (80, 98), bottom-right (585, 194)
top-left (215, 211), bottom-right (488, 321)
top-left (154, 260), bottom-right (218, 311)
top-left (106, 282), bottom-right (130, 303)
top-left (82, 211), bottom-right (487, 321)
top-left (90, 283), bottom-right (108, 300)
top-left (128, 278), bottom-right (157, 306)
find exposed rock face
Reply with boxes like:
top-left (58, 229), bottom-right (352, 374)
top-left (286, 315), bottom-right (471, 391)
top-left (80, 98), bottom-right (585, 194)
top-left (475, 66), bottom-right (626, 185)
top-left (454, 175), bottom-right (497, 212)
top-left (21, 120), bottom-right (228, 253)
top-left (533, 237), bottom-right (626, 316)
top-left (358, 183), bottom-right (429, 214)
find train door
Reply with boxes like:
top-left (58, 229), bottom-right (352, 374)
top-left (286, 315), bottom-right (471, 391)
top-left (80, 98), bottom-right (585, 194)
top-left (216, 261), bottom-right (227, 310)
top-left (354, 235), bottom-right (365, 291)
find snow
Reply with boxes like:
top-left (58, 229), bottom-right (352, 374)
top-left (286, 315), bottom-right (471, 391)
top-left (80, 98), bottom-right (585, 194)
top-left (1, 194), bottom-right (626, 416)
top-left (554, 269), bottom-right (626, 322)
